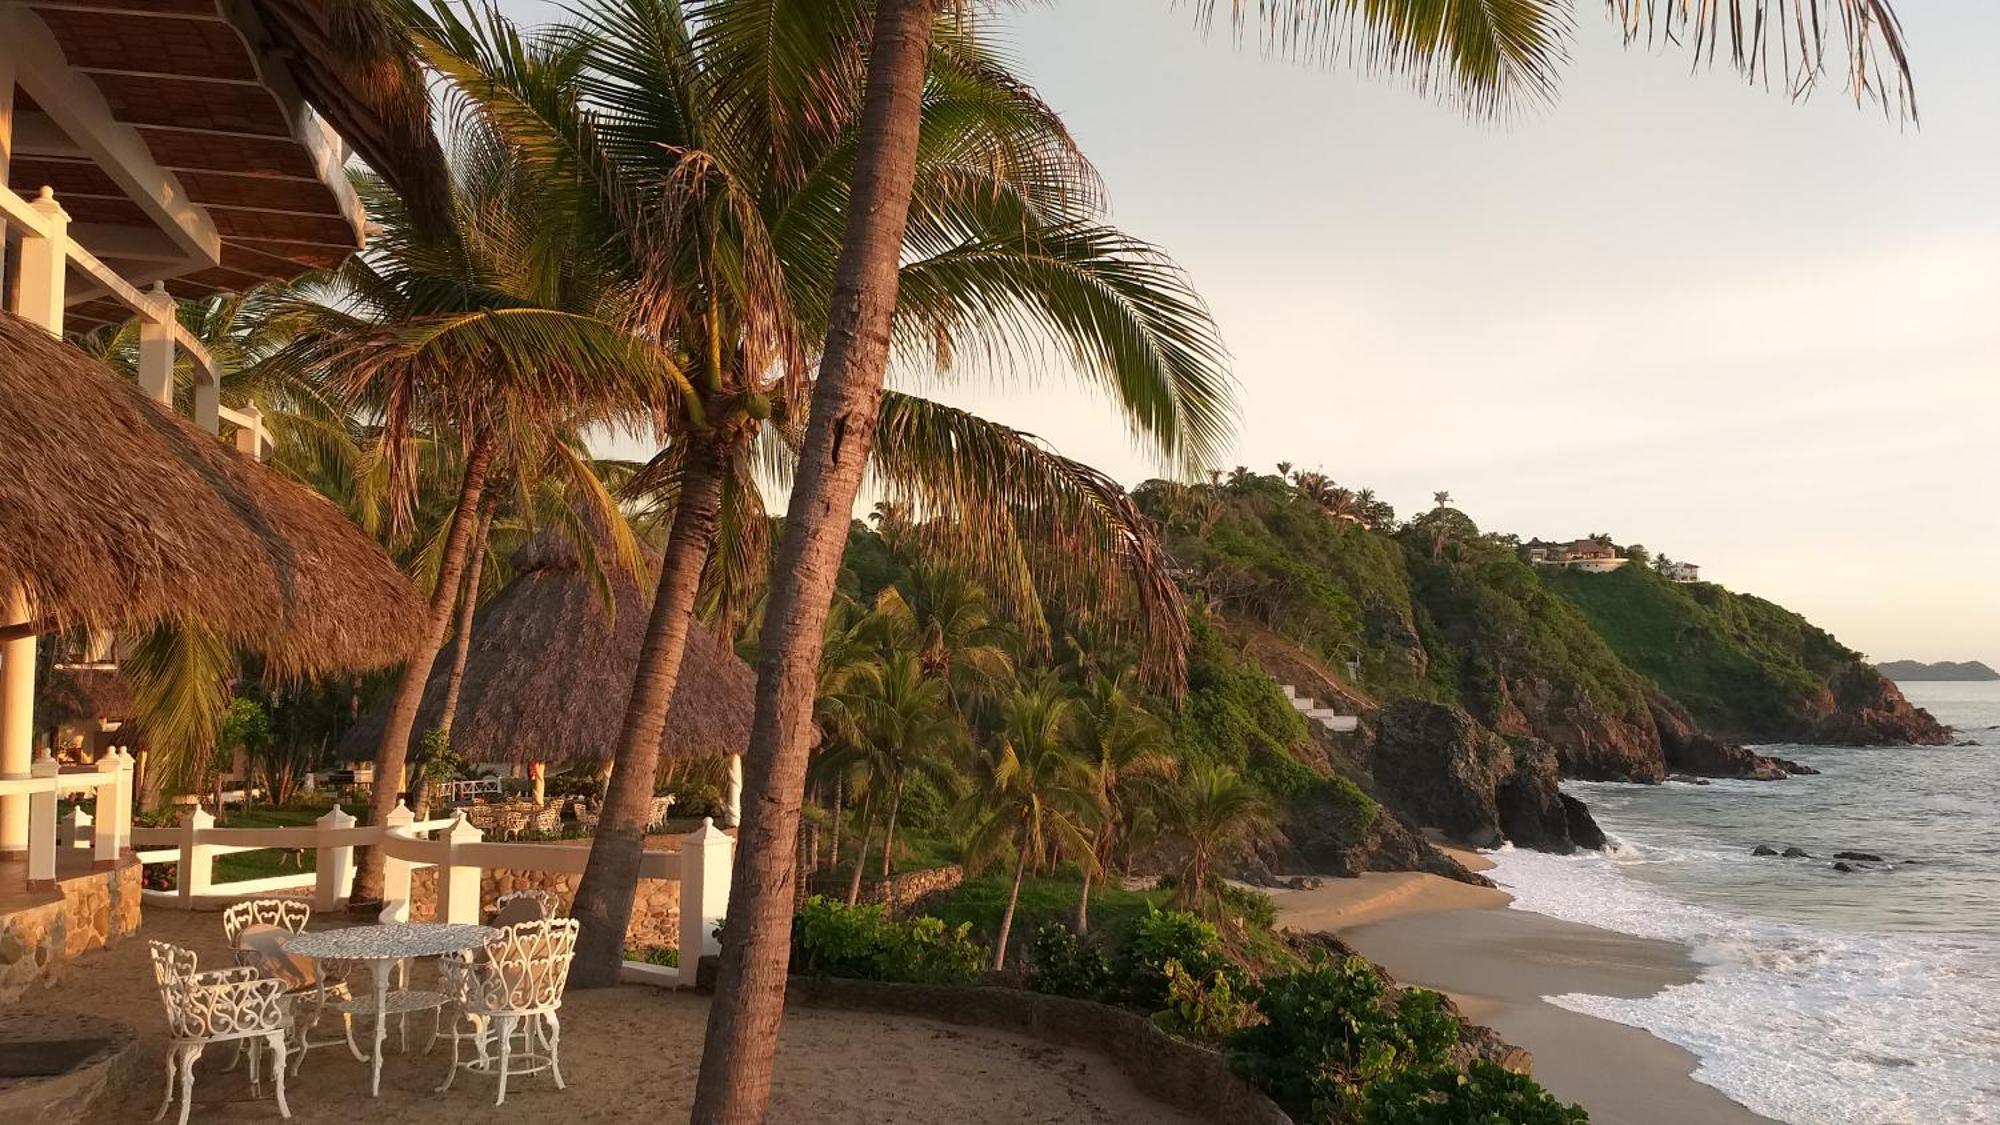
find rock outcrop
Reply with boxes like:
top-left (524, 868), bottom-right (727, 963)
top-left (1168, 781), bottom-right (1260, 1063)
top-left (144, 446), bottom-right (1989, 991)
top-left (1260, 796), bottom-right (1492, 888)
top-left (1374, 701), bottom-right (1602, 854)
top-left (1648, 696), bottom-right (1812, 780)
top-left (1815, 665), bottom-right (1951, 745)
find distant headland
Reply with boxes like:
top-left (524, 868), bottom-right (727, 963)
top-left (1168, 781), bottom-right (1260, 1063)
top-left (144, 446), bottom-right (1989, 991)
top-left (1875, 659), bottom-right (2000, 682)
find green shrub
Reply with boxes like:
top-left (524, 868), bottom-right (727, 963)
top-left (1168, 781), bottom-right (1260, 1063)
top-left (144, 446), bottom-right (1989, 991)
top-left (1114, 907), bottom-right (1244, 1012)
top-left (1360, 1060), bottom-right (1588, 1124)
top-left (1216, 881), bottom-right (1278, 930)
top-left (1026, 922), bottom-right (1113, 1001)
top-left (1154, 958), bottom-right (1259, 1043)
top-left (790, 896), bottom-right (985, 985)
top-left (1226, 955), bottom-right (1456, 1121)
top-left (624, 945), bottom-right (679, 967)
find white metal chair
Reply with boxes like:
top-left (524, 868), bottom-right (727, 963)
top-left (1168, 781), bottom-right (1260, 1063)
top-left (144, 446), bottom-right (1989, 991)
top-left (222, 899), bottom-right (310, 947)
top-left (489, 888), bottom-right (562, 928)
top-left (149, 940), bottom-right (293, 1125)
top-left (437, 918), bottom-right (580, 1106)
top-left (222, 900), bottom-right (348, 1073)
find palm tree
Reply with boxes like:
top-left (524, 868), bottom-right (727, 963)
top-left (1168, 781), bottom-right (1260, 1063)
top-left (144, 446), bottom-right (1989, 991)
top-left (699, 0), bottom-right (1916, 1111)
top-left (845, 649), bottom-right (966, 904)
top-left (957, 675), bottom-right (1097, 970)
top-left (412, 0), bottom-right (1230, 987)
top-left (1070, 668), bottom-right (1171, 933)
top-left (1432, 490), bottom-right (1454, 509)
top-left (871, 566), bottom-right (1015, 709)
top-left (269, 138), bottom-right (670, 904)
top-left (1150, 763), bottom-right (1268, 919)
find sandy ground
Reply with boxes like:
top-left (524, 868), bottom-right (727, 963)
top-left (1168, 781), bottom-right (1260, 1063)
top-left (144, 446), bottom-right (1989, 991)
top-left (1264, 866), bottom-right (1777, 1125)
top-left (44, 910), bottom-right (1203, 1124)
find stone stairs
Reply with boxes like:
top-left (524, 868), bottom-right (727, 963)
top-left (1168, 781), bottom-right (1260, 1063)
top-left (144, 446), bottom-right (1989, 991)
top-left (1280, 683), bottom-right (1360, 734)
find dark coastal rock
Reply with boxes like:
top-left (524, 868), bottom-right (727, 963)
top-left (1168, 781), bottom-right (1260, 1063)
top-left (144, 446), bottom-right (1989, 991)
top-left (1491, 676), bottom-right (1666, 783)
top-left (1833, 851), bottom-right (1884, 863)
top-left (1833, 861), bottom-right (1857, 873)
top-left (1668, 774), bottom-right (1714, 786)
top-left (1752, 845), bottom-right (1779, 856)
top-left (1650, 696), bottom-right (1802, 781)
top-left (1259, 797), bottom-right (1493, 889)
top-left (1783, 847), bottom-right (1812, 859)
top-left (1374, 702), bottom-right (1596, 854)
top-left (1561, 794), bottom-right (1607, 851)
top-left (1813, 665), bottom-right (1952, 746)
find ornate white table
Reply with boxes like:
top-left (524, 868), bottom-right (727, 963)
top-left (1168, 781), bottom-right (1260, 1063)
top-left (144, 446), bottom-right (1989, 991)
top-left (287, 923), bottom-right (497, 1096)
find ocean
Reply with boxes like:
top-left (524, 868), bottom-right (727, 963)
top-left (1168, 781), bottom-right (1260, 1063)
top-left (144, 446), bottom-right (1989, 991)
top-left (1486, 680), bottom-right (2000, 1125)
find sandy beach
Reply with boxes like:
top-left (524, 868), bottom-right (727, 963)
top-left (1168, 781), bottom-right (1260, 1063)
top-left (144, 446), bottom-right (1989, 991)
top-left (1262, 856), bottom-right (1778, 1125)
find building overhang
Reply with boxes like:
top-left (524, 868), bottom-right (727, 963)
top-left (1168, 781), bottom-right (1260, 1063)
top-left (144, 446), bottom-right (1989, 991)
top-left (2, 0), bottom-right (368, 330)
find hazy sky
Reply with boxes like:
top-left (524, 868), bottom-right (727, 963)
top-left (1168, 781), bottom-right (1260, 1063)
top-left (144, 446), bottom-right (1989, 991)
top-left (500, 1), bottom-right (1999, 665)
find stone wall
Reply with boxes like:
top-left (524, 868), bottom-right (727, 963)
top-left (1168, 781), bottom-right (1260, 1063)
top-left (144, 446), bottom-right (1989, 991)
top-left (781, 977), bottom-right (1292, 1125)
top-left (405, 844), bottom-right (680, 948)
top-left (0, 859), bottom-right (143, 1005)
top-left (809, 864), bottom-right (966, 912)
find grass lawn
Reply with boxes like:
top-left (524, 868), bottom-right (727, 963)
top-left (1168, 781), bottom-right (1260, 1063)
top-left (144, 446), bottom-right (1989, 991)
top-left (211, 804), bottom-right (329, 883)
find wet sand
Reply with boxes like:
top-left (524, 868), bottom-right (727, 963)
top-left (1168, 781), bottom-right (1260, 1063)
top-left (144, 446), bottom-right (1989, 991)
top-left (1264, 866), bottom-right (1778, 1125)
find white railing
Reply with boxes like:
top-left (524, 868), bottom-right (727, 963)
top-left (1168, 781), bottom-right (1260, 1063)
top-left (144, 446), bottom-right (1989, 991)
top-left (0, 748), bottom-right (135, 888)
top-left (131, 802), bottom-right (733, 986)
top-left (431, 777), bottom-right (503, 805)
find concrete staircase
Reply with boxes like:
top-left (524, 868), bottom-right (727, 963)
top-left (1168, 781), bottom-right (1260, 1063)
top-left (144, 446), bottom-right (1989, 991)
top-left (1280, 683), bottom-right (1360, 734)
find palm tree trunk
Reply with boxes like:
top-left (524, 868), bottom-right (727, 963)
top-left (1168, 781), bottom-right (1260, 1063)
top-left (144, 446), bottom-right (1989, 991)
top-left (349, 429), bottom-right (495, 907)
top-left (568, 443), bottom-right (727, 988)
top-left (880, 778), bottom-right (904, 915)
top-left (438, 500), bottom-right (495, 739)
top-left (690, 4), bottom-right (939, 1120)
top-left (827, 776), bottom-right (842, 875)
top-left (1074, 864), bottom-right (1093, 936)
top-left (992, 842), bottom-right (1029, 972)
top-left (845, 798), bottom-right (875, 906)
top-left (414, 501), bottom-right (494, 820)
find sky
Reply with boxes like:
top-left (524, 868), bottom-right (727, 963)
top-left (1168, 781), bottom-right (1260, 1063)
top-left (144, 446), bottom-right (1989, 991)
top-left (497, 1), bottom-right (1999, 665)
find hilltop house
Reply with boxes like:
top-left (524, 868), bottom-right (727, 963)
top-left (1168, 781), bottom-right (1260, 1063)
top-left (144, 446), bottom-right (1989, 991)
top-left (1660, 560), bottom-right (1702, 583)
top-left (1524, 538), bottom-right (1630, 573)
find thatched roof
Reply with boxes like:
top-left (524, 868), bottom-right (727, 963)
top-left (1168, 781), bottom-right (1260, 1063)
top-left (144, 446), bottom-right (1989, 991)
top-left (0, 312), bottom-right (423, 676)
top-left (38, 667), bottom-right (135, 727)
top-left (340, 533), bottom-right (755, 766)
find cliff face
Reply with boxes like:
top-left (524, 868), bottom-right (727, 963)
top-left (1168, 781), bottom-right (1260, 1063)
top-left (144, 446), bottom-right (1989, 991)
top-left (1543, 565), bottom-right (1949, 746)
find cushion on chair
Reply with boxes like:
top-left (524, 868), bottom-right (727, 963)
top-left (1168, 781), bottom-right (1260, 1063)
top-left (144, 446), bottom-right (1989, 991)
top-left (237, 924), bottom-right (319, 992)
top-left (488, 896), bottom-right (548, 930)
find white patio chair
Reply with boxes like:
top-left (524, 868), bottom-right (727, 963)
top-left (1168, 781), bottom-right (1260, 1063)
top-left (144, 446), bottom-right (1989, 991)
top-left (222, 899), bottom-right (310, 947)
top-left (149, 940), bottom-right (292, 1125)
top-left (489, 888), bottom-right (562, 928)
top-left (222, 900), bottom-right (349, 1073)
top-left (437, 918), bottom-right (580, 1106)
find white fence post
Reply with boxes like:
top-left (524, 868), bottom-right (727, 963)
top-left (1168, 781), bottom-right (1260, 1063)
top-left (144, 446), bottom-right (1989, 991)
top-left (380, 802), bottom-right (415, 923)
top-left (114, 749), bottom-right (135, 856)
top-left (314, 805), bottom-right (355, 911)
top-left (179, 805), bottom-right (215, 903)
top-left (677, 818), bottom-right (734, 979)
top-left (91, 749), bottom-right (119, 867)
top-left (27, 752), bottom-right (59, 888)
top-left (60, 804), bottom-right (92, 848)
top-left (438, 814), bottom-right (483, 925)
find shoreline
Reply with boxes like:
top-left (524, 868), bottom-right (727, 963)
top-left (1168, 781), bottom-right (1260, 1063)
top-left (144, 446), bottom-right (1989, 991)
top-left (1262, 854), bottom-right (1778, 1125)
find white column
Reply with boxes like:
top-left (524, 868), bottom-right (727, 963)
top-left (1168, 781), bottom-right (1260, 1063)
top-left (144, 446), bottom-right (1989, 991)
top-left (676, 818), bottom-right (735, 980)
top-left (379, 802), bottom-right (415, 922)
top-left (179, 805), bottom-right (215, 903)
top-left (27, 752), bottom-right (60, 887)
top-left (16, 187), bottom-right (69, 334)
top-left (60, 804), bottom-right (92, 848)
top-left (191, 349), bottom-right (220, 435)
top-left (137, 283), bottom-right (176, 406)
top-left (234, 403), bottom-right (268, 460)
top-left (437, 814), bottom-right (484, 925)
top-left (113, 748), bottom-right (135, 856)
top-left (0, 48), bottom-right (14, 279)
top-left (0, 588), bottom-right (35, 855)
top-left (91, 752), bottom-right (119, 866)
top-left (314, 805), bottom-right (355, 911)
top-left (723, 754), bottom-right (743, 828)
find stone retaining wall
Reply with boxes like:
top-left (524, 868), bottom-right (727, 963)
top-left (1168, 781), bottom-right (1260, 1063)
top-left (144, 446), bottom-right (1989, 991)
top-left (781, 977), bottom-right (1292, 1125)
top-left (0, 859), bottom-right (143, 1005)
top-left (809, 864), bottom-right (966, 911)
top-left (405, 842), bottom-right (680, 948)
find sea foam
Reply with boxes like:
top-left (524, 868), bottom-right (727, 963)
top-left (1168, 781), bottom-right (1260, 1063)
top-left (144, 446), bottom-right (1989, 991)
top-left (1486, 845), bottom-right (2000, 1124)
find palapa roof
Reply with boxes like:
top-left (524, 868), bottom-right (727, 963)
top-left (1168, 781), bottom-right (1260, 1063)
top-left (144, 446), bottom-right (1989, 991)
top-left (340, 533), bottom-right (756, 767)
top-left (38, 666), bottom-right (135, 727)
top-left (0, 311), bottom-right (423, 675)
top-left (8, 0), bottom-right (449, 328)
